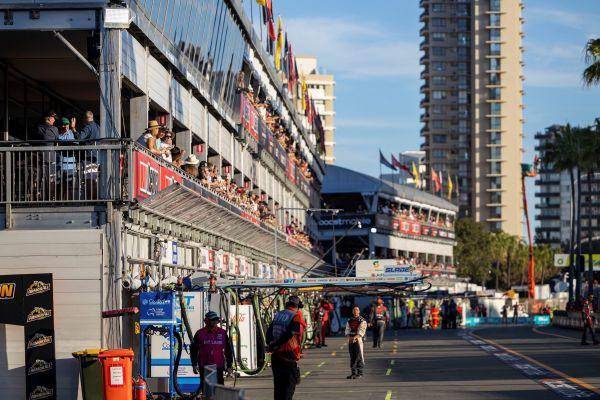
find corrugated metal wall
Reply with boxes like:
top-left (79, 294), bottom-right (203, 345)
top-left (0, 230), bottom-right (104, 400)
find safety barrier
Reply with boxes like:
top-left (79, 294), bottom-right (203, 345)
top-left (203, 365), bottom-right (247, 400)
top-left (552, 311), bottom-right (598, 330)
top-left (464, 315), bottom-right (551, 327)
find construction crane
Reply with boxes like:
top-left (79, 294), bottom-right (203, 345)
top-left (521, 156), bottom-right (541, 299)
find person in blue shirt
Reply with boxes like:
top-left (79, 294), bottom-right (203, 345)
top-left (71, 111), bottom-right (100, 141)
top-left (57, 118), bottom-right (76, 176)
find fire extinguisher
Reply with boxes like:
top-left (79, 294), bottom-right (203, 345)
top-left (134, 375), bottom-right (147, 400)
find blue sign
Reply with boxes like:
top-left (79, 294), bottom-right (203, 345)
top-left (384, 266), bottom-right (412, 274)
top-left (172, 242), bottom-right (178, 265)
top-left (140, 291), bottom-right (177, 325)
top-left (533, 315), bottom-right (551, 326)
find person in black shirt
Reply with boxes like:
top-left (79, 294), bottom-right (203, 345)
top-left (72, 111), bottom-right (100, 141)
top-left (345, 306), bottom-right (367, 379)
top-left (37, 110), bottom-right (59, 141)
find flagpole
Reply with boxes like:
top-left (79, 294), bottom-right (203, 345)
top-left (379, 150), bottom-right (382, 182)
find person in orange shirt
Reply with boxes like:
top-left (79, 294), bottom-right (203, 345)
top-left (266, 295), bottom-right (306, 400)
top-left (369, 297), bottom-right (389, 348)
top-left (430, 304), bottom-right (440, 329)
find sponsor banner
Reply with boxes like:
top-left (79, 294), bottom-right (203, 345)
top-left (133, 150), bottom-right (182, 200)
top-left (355, 259), bottom-right (416, 278)
top-left (230, 304), bottom-right (257, 375)
top-left (376, 215), bottom-right (454, 240)
top-left (139, 291), bottom-right (177, 325)
top-left (554, 253), bottom-right (600, 270)
top-left (239, 94), bottom-right (259, 142)
top-left (317, 214), bottom-right (374, 230)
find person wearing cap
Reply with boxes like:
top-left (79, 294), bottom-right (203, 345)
top-left (37, 110), bottom-right (59, 141)
top-left (266, 295), bottom-right (306, 400)
top-left (183, 154), bottom-right (200, 177)
top-left (190, 311), bottom-right (233, 386)
top-left (57, 117), bottom-right (75, 141)
top-left (143, 120), bottom-right (169, 157)
top-left (369, 297), bottom-right (389, 348)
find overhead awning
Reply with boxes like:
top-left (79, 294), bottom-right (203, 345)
top-left (133, 184), bottom-right (321, 269)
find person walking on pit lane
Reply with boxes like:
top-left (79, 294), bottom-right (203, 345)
top-left (314, 298), bottom-right (334, 347)
top-left (581, 294), bottom-right (599, 345)
top-left (266, 295), bottom-right (306, 400)
top-left (345, 306), bottom-right (367, 379)
top-left (370, 297), bottom-right (389, 348)
top-left (190, 311), bottom-right (233, 387)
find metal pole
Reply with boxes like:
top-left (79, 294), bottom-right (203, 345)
top-left (522, 175), bottom-right (535, 299)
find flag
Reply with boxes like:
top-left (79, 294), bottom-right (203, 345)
top-left (275, 16), bottom-right (283, 70)
top-left (431, 167), bottom-right (441, 192)
top-left (391, 154), bottom-right (401, 171)
top-left (301, 76), bottom-right (307, 111)
top-left (379, 150), bottom-right (394, 170)
top-left (447, 173), bottom-right (453, 200)
top-left (266, 0), bottom-right (276, 42)
top-left (256, 0), bottom-right (266, 5)
top-left (412, 162), bottom-right (420, 188)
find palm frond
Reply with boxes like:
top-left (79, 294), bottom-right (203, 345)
top-left (583, 62), bottom-right (600, 87)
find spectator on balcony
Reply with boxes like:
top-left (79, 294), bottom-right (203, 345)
top-left (143, 120), bottom-right (169, 157)
top-left (57, 118), bottom-right (76, 141)
top-left (171, 147), bottom-right (185, 168)
top-left (72, 111), bottom-right (100, 141)
top-left (57, 118), bottom-right (76, 175)
top-left (183, 154), bottom-right (200, 177)
top-left (38, 110), bottom-right (59, 141)
top-left (161, 131), bottom-right (175, 163)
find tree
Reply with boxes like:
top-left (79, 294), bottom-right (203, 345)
top-left (533, 244), bottom-right (556, 286)
top-left (454, 219), bottom-right (493, 286)
top-left (583, 38), bottom-right (600, 87)
top-left (581, 124), bottom-right (600, 296)
top-left (542, 124), bottom-right (582, 301)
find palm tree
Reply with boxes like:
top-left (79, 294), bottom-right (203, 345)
top-left (581, 125), bottom-right (600, 296)
top-left (542, 124), bottom-right (582, 301)
top-left (489, 231), bottom-right (512, 290)
top-left (583, 38), bottom-right (600, 87)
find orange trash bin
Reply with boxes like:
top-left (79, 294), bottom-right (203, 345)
top-left (98, 349), bottom-right (134, 400)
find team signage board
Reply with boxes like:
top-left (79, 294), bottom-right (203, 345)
top-left (0, 274), bottom-right (56, 400)
top-left (355, 259), bottom-right (416, 278)
top-left (554, 253), bottom-right (600, 270)
top-left (133, 149), bottom-right (183, 200)
top-left (230, 304), bottom-right (257, 376)
top-left (317, 214), bottom-right (374, 230)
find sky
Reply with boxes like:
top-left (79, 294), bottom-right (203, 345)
top-left (272, 0), bottom-right (600, 230)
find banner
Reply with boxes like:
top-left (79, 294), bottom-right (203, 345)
top-left (133, 150), bottom-right (182, 200)
top-left (316, 214), bottom-right (374, 230)
top-left (239, 95), bottom-right (259, 142)
top-left (554, 253), bottom-right (600, 270)
top-left (0, 274), bottom-right (56, 400)
top-left (355, 259), bottom-right (415, 278)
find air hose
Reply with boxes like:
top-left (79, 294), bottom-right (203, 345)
top-left (173, 290), bottom-right (202, 400)
top-left (225, 288), bottom-right (268, 375)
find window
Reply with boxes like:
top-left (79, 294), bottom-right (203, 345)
top-left (432, 76), bottom-right (447, 85)
top-left (433, 90), bottom-right (447, 100)
top-left (432, 18), bottom-right (447, 27)
top-left (457, 33), bottom-right (469, 46)
top-left (489, 58), bottom-right (501, 71)
top-left (457, 47), bottom-right (470, 58)
top-left (490, 221), bottom-right (502, 231)
top-left (456, 4), bottom-right (469, 16)
top-left (490, 132), bottom-right (501, 144)
top-left (432, 149), bottom-right (447, 158)
top-left (490, 207), bottom-right (502, 218)
top-left (489, 72), bottom-right (501, 85)
top-left (432, 47), bottom-right (446, 56)
top-left (490, 177), bottom-right (501, 189)
top-left (490, 161), bottom-right (502, 174)
top-left (458, 90), bottom-right (468, 104)
top-left (432, 105), bottom-right (445, 114)
top-left (489, 14), bottom-right (501, 26)
top-left (489, 28), bottom-right (501, 41)
top-left (489, 87), bottom-right (501, 100)
top-left (432, 32), bottom-right (446, 42)
top-left (458, 75), bottom-right (469, 89)
top-left (432, 120), bottom-right (445, 128)
top-left (489, 147), bottom-right (502, 159)
top-left (490, 43), bottom-right (501, 55)
top-left (432, 3), bottom-right (445, 12)
top-left (456, 19), bottom-right (469, 30)
top-left (490, 117), bottom-right (501, 130)
top-left (433, 134), bottom-right (447, 143)
top-left (433, 62), bottom-right (446, 71)
top-left (458, 62), bottom-right (469, 73)
top-left (490, 103), bottom-right (501, 115)
top-left (458, 119), bottom-right (469, 133)
top-left (490, 0), bottom-right (501, 12)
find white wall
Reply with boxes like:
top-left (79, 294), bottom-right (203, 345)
top-left (0, 230), bottom-right (104, 400)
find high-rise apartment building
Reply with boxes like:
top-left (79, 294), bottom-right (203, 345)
top-left (296, 56), bottom-right (336, 164)
top-left (419, 0), bottom-right (524, 236)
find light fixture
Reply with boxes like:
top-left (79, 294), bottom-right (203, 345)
top-left (370, 227), bottom-right (377, 234)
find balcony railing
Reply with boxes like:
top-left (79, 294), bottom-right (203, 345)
top-left (375, 214), bottom-right (455, 243)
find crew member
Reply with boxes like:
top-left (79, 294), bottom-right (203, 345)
top-left (512, 303), bottom-right (519, 324)
top-left (316, 298), bottom-right (334, 347)
top-left (430, 304), bottom-right (440, 329)
top-left (581, 294), bottom-right (598, 345)
top-left (266, 295), bottom-right (306, 400)
top-left (345, 306), bottom-right (367, 379)
top-left (370, 297), bottom-right (388, 348)
top-left (501, 304), bottom-right (508, 325)
top-left (190, 311), bottom-right (233, 387)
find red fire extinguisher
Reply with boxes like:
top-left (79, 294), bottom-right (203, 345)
top-left (134, 375), bottom-right (147, 400)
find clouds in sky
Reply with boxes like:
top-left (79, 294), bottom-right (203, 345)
top-left (284, 17), bottom-right (420, 80)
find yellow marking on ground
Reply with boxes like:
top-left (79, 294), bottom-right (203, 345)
top-left (302, 370), bottom-right (312, 378)
top-left (318, 361), bottom-right (326, 367)
top-left (532, 326), bottom-right (577, 341)
top-left (390, 360), bottom-right (395, 365)
top-left (331, 351), bottom-right (337, 356)
top-left (471, 331), bottom-right (600, 394)
top-left (385, 390), bottom-right (392, 400)
top-left (385, 368), bottom-right (392, 376)
top-left (340, 345), bottom-right (344, 349)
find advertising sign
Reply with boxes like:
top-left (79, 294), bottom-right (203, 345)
top-left (133, 150), bottom-right (182, 200)
top-left (230, 304), bottom-right (257, 375)
top-left (355, 259), bottom-right (416, 278)
top-left (149, 292), bottom-right (203, 390)
top-left (317, 214), bottom-right (374, 230)
top-left (0, 274), bottom-right (57, 400)
top-left (554, 253), bottom-right (600, 270)
top-left (239, 95), bottom-right (259, 142)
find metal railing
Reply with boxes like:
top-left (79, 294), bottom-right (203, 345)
top-left (0, 140), bottom-right (125, 204)
top-left (203, 365), bottom-right (247, 400)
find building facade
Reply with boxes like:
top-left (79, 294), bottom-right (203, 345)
top-left (535, 125), bottom-right (600, 249)
top-left (296, 56), bottom-right (336, 164)
top-left (382, 150), bottom-right (427, 187)
top-left (420, 0), bottom-right (524, 236)
top-left (0, 0), bottom-right (326, 397)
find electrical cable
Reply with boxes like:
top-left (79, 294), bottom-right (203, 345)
top-left (172, 289), bottom-right (202, 399)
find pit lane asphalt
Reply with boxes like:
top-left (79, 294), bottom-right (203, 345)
top-left (233, 326), bottom-right (600, 400)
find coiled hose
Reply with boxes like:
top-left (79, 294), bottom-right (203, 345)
top-left (225, 288), bottom-right (268, 375)
top-left (173, 291), bottom-right (202, 399)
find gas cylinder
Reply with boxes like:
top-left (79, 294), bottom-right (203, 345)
top-left (134, 375), bottom-right (147, 400)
